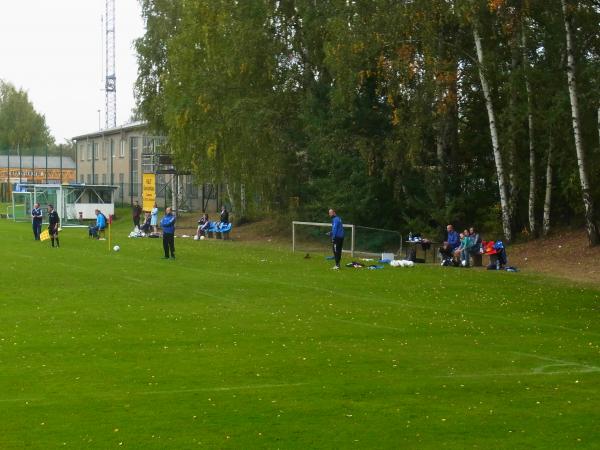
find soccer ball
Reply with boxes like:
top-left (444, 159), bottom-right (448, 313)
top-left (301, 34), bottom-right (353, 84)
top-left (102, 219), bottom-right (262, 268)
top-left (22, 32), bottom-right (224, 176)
top-left (113, 245), bottom-right (120, 252)
top-left (200, 235), bottom-right (205, 240)
top-left (193, 235), bottom-right (199, 241)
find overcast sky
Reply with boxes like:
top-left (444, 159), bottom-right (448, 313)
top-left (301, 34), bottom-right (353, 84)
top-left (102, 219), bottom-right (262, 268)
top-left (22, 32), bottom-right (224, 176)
top-left (0, 0), bottom-right (144, 143)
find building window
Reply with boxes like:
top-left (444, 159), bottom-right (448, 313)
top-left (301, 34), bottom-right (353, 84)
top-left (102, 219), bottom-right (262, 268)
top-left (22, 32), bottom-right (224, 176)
top-left (80, 175), bottom-right (84, 183)
top-left (102, 174), bottom-right (107, 184)
top-left (79, 144), bottom-right (84, 161)
top-left (87, 143), bottom-right (92, 160)
top-left (110, 139), bottom-right (114, 159)
top-left (120, 140), bottom-right (125, 157)
top-left (87, 174), bottom-right (91, 184)
top-left (93, 143), bottom-right (99, 160)
top-left (102, 143), bottom-right (107, 160)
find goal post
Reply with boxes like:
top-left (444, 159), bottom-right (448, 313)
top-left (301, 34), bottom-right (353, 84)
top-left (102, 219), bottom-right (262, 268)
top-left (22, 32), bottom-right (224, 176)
top-left (292, 221), bottom-right (402, 258)
top-left (292, 221), bottom-right (355, 257)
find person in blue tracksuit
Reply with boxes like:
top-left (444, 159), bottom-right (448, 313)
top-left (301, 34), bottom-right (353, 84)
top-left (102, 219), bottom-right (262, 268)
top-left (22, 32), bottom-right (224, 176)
top-left (328, 209), bottom-right (344, 270)
top-left (31, 202), bottom-right (43, 240)
top-left (91, 209), bottom-right (107, 239)
top-left (160, 207), bottom-right (176, 259)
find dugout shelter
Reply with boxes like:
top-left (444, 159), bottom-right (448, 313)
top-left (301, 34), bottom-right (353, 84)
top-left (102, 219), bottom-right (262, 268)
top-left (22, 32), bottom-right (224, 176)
top-left (10, 183), bottom-right (119, 225)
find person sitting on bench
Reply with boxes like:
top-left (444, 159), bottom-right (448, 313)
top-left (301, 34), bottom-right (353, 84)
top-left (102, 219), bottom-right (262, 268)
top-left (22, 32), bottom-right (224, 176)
top-left (196, 213), bottom-right (210, 238)
top-left (140, 211), bottom-right (152, 234)
top-left (89, 209), bottom-right (107, 239)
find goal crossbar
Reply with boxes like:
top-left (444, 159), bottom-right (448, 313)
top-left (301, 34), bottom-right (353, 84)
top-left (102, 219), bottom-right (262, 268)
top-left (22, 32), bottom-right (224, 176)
top-left (292, 221), bottom-right (356, 257)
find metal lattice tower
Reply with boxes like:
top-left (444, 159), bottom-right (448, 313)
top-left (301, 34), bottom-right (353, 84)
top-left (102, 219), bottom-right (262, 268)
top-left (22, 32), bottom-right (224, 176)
top-left (105, 0), bottom-right (116, 129)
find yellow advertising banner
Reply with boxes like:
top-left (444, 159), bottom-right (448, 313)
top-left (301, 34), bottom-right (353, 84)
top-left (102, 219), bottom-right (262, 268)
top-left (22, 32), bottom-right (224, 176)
top-left (142, 173), bottom-right (156, 211)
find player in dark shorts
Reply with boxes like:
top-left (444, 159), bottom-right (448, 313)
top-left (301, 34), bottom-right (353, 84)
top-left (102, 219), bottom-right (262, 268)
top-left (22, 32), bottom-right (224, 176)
top-left (47, 204), bottom-right (60, 248)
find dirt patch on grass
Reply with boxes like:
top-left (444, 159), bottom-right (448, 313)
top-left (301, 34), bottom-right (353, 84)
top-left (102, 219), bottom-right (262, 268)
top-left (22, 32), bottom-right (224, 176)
top-left (509, 229), bottom-right (600, 285)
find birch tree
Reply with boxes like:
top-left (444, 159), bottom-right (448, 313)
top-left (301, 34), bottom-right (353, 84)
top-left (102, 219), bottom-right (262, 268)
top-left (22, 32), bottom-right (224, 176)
top-left (473, 24), bottom-right (512, 241)
top-left (521, 23), bottom-right (537, 236)
top-left (543, 134), bottom-right (553, 236)
top-left (561, 0), bottom-right (599, 245)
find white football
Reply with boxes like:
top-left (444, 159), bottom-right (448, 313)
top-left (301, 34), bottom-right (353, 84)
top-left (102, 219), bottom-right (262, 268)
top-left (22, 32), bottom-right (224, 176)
top-left (193, 235), bottom-right (199, 241)
top-left (113, 245), bottom-right (120, 252)
top-left (200, 235), bottom-right (205, 240)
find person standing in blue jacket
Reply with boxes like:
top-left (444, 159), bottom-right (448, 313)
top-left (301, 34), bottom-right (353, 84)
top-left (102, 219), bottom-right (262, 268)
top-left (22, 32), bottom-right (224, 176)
top-left (160, 207), bottom-right (176, 259)
top-left (328, 208), bottom-right (344, 270)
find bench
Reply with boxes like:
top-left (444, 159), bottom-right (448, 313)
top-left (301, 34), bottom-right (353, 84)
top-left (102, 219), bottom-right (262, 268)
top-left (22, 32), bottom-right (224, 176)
top-left (207, 222), bottom-right (232, 240)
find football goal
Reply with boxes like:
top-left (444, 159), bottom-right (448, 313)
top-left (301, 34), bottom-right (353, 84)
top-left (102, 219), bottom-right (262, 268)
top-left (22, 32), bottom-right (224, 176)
top-left (8, 192), bottom-right (33, 221)
top-left (292, 221), bottom-right (402, 257)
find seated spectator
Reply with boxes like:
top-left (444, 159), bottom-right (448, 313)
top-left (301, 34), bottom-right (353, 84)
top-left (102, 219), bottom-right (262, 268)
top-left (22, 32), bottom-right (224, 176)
top-left (468, 226), bottom-right (482, 256)
top-left (196, 213), bottom-right (211, 238)
top-left (481, 240), bottom-right (508, 269)
top-left (454, 229), bottom-right (472, 266)
top-left (494, 241), bottom-right (508, 269)
top-left (140, 211), bottom-right (152, 234)
top-left (446, 224), bottom-right (460, 250)
top-left (89, 209), bottom-right (107, 239)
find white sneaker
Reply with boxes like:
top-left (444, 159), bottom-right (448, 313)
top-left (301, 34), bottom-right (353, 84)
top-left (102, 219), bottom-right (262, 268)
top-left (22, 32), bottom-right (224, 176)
top-left (332, 265), bottom-right (340, 270)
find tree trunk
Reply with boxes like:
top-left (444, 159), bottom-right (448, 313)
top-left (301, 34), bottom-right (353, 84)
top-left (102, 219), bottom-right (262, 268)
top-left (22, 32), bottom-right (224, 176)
top-left (507, 36), bottom-right (520, 227)
top-left (522, 26), bottom-right (536, 236)
top-left (543, 134), bottom-right (553, 236)
top-left (473, 25), bottom-right (512, 242)
top-left (225, 182), bottom-right (236, 213)
top-left (561, 0), bottom-right (600, 246)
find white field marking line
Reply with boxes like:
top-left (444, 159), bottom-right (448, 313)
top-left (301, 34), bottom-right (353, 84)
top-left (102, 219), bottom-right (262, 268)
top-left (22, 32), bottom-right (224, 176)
top-left (121, 276), bottom-right (144, 283)
top-left (437, 353), bottom-right (600, 378)
top-left (514, 352), bottom-right (600, 373)
top-left (329, 317), bottom-right (406, 332)
top-left (437, 368), bottom-right (600, 379)
top-left (0, 397), bottom-right (43, 403)
top-left (0, 383), bottom-right (308, 404)
top-left (140, 382), bottom-right (308, 396)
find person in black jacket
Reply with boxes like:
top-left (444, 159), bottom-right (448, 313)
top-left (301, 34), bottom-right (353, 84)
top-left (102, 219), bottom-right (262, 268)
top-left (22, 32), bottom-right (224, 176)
top-left (220, 205), bottom-right (229, 224)
top-left (132, 201), bottom-right (142, 228)
top-left (47, 204), bottom-right (60, 248)
top-left (31, 202), bottom-right (43, 240)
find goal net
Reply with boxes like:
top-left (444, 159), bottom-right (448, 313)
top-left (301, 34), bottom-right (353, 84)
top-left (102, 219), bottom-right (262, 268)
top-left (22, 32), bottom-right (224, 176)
top-left (292, 221), bottom-right (402, 257)
top-left (9, 192), bottom-right (33, 221)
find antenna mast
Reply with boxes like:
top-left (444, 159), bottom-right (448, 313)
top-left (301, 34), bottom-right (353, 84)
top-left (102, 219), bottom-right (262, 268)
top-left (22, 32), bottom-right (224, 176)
top-left (105, 0), bottom-right (116, 129)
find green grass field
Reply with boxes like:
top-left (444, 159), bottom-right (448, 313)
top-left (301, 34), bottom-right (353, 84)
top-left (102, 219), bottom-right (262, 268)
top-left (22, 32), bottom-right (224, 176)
top-left (0, 217), bottom-right (598, 449)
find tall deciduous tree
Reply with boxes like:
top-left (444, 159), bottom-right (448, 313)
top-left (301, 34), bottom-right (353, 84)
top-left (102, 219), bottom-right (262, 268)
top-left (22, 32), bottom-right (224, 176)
top-left (0, 80), bottom-right (53, 151)
top-left (473, 22), bottom-right (512, 241)
top-left (561, 0), bottom-right (599, 245)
